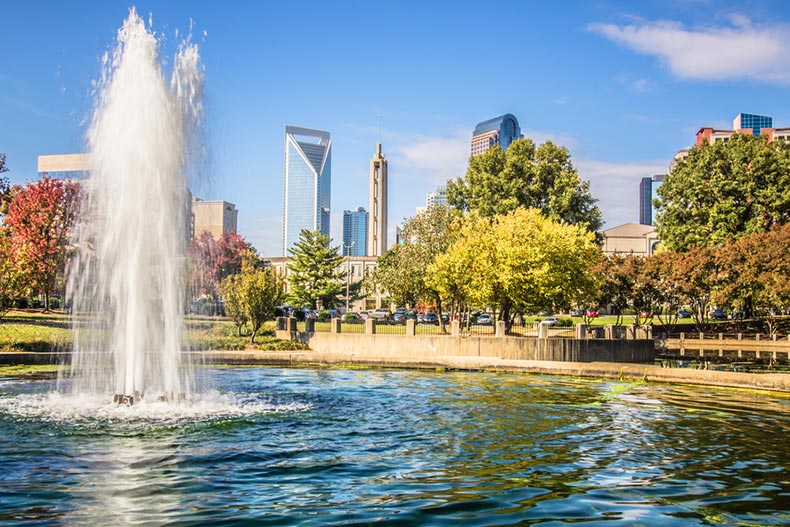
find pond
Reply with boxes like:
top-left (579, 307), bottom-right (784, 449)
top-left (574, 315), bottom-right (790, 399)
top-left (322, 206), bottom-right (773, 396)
top-left (1, 367), bottom-right (789, 526)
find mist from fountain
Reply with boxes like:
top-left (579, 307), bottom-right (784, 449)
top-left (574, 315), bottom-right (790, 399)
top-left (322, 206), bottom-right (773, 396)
top-left (62, 8), bottom-right (205, 404)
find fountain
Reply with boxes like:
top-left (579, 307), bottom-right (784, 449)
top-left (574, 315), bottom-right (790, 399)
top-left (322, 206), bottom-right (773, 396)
top-left (63, 7), bottom-right (204, 404)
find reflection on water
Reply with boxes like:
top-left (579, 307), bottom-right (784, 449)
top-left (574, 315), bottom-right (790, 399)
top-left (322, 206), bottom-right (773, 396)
top-left (2, 368), bottom-right (790, 526)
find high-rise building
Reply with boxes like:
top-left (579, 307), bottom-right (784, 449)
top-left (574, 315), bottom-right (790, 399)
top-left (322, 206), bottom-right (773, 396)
top-left (638, 175), bottom-right (664, 226)
top-left (283, 126), bottom-right (331, 256)
top-left (733, 113), bottom-right (773, 136)
top-left (368, 142), bottom-right (388, 257)
top-left (426, 185), bottom-right (447, 208)
top-left (470, 114), bottom-right (523, 156)
top-left (342, 207), bottom-right (368, 256)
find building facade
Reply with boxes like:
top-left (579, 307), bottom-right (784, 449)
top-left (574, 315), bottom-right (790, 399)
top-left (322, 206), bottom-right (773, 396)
top-left (638, 174), bottom-right (664, 226)
top-left (694, 113), bottom-right (790, 147)
top-left (368, 142), bottom-right (388, 257)
top-left (283, 126), bottom-right (332, 255)
top-left (470, 114), bottom-right (523, 156)
top-left (343, 207), bottom-right (368, 256)
top-left (192, 198), bottom-right (238, 239)
top-left (602, 223), bottom-right (660, 257)
top-left (426, 185), bottom-right (447, 208)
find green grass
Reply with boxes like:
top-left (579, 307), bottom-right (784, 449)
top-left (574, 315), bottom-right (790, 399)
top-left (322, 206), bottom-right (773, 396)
top-left (0, 310), bottom-right (306, 354)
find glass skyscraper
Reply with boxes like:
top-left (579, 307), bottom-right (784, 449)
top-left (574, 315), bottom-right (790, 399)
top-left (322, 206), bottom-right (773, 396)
top-left (342, 207), bottom-right (368, 256)
top-left (471, 114), bottom-right (523, 156)
top-left (639, 174), bottom-right (664, 226)
top-left (283, 126), bottom-right (331, 255)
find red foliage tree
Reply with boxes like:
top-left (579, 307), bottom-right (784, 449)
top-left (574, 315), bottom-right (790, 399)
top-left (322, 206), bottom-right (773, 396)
top-left (5, 176), bottom-right (80, 310)
top-left (187, 231), bottom-right (252, 301)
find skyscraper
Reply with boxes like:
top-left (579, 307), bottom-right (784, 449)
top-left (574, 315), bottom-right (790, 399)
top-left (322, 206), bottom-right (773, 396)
top-left (471, 114), bottom-right (523, 156)
top-left (639, 174), bottom-right (664, 226)
top-left (283, 126), bottom-right (331, 255)
top-left (343, 207), bottom-right (368, 256)
top-left (368, 142), bottom-right (388, 257)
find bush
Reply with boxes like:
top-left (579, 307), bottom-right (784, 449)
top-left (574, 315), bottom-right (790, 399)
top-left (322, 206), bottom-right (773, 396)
top-left (317, 310), bottom-right (331, 322)
top-left (557, 318), bottom-right (573, 327)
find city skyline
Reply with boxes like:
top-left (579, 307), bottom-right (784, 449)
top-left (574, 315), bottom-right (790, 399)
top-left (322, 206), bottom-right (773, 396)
top-left (3, 1), bottom-right (790, 256)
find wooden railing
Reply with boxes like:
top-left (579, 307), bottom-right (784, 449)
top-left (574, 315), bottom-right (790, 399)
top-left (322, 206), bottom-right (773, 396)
top-left (657, 332), bottom-right (790, 360)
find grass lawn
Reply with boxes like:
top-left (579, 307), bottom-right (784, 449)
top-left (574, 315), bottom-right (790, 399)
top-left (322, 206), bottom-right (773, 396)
top-left (0, 310), bottom-right (306, 353)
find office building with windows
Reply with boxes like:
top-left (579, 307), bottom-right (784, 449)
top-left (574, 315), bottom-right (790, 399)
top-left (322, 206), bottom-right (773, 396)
top-left (192, 198), bottom-right (238, 239)
top-left (695, 113), bottom-right (790, 146)
top-left (283, 126), bottom-right (332, 255)
top-left (470, 114), bottom-right (523, 156)
top-left (343, 207), bottom-right (368, 256)
top-left (733, 113), bottom-right (773, 136)
top-left (426, 185), bottom-right (447, 208)
top-left (638, 174), bottom-right (664, 226)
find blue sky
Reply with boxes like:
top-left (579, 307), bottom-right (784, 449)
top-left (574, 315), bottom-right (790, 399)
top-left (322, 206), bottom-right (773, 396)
top-left (3, 0), bottom-right (790, 256)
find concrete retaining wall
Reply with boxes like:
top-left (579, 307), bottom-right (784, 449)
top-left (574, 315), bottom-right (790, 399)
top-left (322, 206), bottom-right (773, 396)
top-left (279, 332), bottom-right (654, 363)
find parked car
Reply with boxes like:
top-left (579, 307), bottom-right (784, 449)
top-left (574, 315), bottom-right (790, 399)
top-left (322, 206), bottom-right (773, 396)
top-left (677, 309), bottom-right (691, 319)
top-left (585, 309), bottom-right (599, 318)
top-left (359, 311), bottom-right (370, 320)
top-left (421, 312), bottom-right (439, 325)
top-left (571, 309), bottom-right (583, 317)
top-left (477, 313), bottom-right (493, 325)
top-left (369, 308), bottom-right (392, 321)
top-left (392, 312), bottom-right (407, 324)
top-left (542, 316), bottom-right (559, 326)
top-left (711, 309), bottom-right (728, 320)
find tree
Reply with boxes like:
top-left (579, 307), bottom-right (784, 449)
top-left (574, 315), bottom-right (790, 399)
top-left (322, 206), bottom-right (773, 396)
top-left (0, 230), bottom-right (23, 319)
top-left (219, 272), bottom-right (248, 337)
top-left (656, 133), bottom-right (790, 251)
top-left (446, 139), bottom-right (602, 233)
top-left (5, 176), bottom-right (80, 310)
top-left (373, 206), bottom-right (459, 332)
top-left (287, 229), bottom-right (345, 309)
top-left (188, 231), bottom-right (252, 301)
top-left (235, 253), bottom-right (285, 343)
top-left (430, 209), bottom-right (600, 331)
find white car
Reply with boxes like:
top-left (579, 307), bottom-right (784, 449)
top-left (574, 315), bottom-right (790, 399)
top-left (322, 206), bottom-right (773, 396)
top-left (542, 316), bottom-right (559, 326)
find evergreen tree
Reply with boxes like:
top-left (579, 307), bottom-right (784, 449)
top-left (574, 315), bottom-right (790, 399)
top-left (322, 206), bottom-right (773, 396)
top-left (287, 229), bottom-right (345, 309)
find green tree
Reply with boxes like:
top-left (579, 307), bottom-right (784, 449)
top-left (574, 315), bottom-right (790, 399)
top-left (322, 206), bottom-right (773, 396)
top-left (0, 229), bottom-right (22, 319)
top-left (373, 206), bottom-right (458, 331)
top-left (237, 253), bottom-right (285, 343)
top-left (446, 139), bottom-right (602, 233)
top-left (430, 209), bottom-right (600, 331)
top-left (656, 133), bottom-right (790, 251)
top-left (287, 229), bottom-right (345, 309)
top-left (219, 272), bottom-right (248, 337)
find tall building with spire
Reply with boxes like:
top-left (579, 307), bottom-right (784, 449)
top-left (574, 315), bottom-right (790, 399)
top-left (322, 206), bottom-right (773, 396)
top-left (282, 126), bottom-right (331, 256)
top-left (368, 142), bottom-right (388, 256)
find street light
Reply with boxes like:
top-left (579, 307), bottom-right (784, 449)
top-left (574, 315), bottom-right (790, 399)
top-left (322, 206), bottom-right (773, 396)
top-left (344, 241), bottom-right (356, 314)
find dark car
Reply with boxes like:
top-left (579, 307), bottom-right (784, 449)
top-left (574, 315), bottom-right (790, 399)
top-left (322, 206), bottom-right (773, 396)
top-left (392, 312), bottom-right (407, 324)
top-left (477, 313), bottom-right (493, 325)
top-left (677, 309), bottom-right (691, 319)
top-left (421, 312), bottom-right (439, 325)
top-left (711, 309), bottom-right (728, 320)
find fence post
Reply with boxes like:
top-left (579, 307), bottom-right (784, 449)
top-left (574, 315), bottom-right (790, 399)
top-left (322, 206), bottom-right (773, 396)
top-left (451, 319), bottom-right (460, 336)
top-left (287, 317), bottom-right (297, 333)
top-left (605, 324), bottom-right (614, 339)
top-left (576, 323), bottom-right (587, 339)
top-left (496, 320), bottom-right (506, 337)
top-left (331, 318), bottom-right (341, 334)
top-left (626, 324), bottom-right (636, 340)
top-left (365, 318), bottom-right (376, 335)
top-left (538, 322), bottom-right (549, 339)
top-left (406, 319), bottom-right (416, 336)
top-left (305, 318), bottom-right (315, 333)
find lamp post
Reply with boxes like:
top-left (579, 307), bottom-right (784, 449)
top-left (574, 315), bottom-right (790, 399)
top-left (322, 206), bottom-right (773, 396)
top-left (344, 241), bottom-right (356, 314)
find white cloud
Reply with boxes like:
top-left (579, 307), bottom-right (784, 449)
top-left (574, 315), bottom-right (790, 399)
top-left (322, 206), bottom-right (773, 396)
top-left (390, 129), bottom-right (470, 188)
top-left (589, 17), bottom-right (790, 83)
top-left (576, 158), bottom-right (669, 228)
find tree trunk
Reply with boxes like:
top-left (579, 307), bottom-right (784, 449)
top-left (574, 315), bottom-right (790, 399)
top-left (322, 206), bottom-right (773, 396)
top-left (250, 329), bottom-right (257, 344)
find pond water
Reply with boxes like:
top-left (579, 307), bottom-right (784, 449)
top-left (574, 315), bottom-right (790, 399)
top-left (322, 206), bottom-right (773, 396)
top-left (1, 367), bottom-right (789, 526)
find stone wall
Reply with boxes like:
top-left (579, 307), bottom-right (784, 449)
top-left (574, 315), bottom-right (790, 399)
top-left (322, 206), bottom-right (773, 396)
top-left (277, 331), bottom-right (654, 363)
